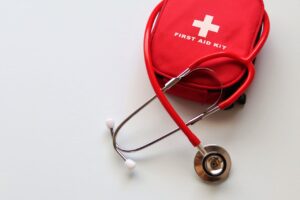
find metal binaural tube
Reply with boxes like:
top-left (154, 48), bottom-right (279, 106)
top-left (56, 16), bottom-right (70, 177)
top-left (109, 68), bottom-right (223, 164)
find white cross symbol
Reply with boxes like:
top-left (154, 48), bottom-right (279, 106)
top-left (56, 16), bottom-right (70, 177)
top-left (192, 15), bottom-right (220, 38)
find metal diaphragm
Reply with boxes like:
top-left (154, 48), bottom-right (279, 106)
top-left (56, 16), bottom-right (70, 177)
top-left (194, 145), bottom-right (231, 182)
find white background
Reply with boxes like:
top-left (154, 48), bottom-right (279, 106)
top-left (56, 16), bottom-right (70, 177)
top-left (0, 0), bottom-right (299, 199)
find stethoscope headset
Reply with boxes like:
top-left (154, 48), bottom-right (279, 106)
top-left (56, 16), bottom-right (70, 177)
top-left (106, 1), bottom-right (270, 182)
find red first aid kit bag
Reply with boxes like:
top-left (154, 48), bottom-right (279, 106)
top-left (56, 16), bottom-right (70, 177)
top-left (150, 0), bottom-right (265, 105)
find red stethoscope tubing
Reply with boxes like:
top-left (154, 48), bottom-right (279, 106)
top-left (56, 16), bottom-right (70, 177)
top-left (143, 1), bottom-right (270, 147)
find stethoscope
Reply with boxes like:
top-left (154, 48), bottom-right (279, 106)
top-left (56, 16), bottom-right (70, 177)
top-left (106, 1), bottom-right (270, 182)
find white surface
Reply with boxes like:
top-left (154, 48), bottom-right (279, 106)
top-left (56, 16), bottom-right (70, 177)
top-left (0, 0), bottom-right (299, 199)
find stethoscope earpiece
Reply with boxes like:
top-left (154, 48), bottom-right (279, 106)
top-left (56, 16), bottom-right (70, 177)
top-left (124, 159), bottom-right (136, 170)
top-left (194, 145), bottom-right (231, 182)
top-left (105, 118), bottom-right (115, 129)
top-left (106, 118), bottom-right (137, 171)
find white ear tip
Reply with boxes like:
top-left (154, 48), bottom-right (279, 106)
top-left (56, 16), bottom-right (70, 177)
top-left (125, 159), bottom-right (136, 170)
top-left (105, 118), bottom-right (115, 129)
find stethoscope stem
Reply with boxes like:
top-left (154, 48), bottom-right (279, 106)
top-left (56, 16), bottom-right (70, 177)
top-left (197, 144), bottom-right (208, 156)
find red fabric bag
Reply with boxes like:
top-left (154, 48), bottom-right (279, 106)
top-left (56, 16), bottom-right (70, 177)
top-left (150, 0), bottom-right (265, 104)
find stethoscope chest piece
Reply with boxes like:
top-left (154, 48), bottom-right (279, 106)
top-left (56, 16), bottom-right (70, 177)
top-left (194, 145), bottom-right (231, 182)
